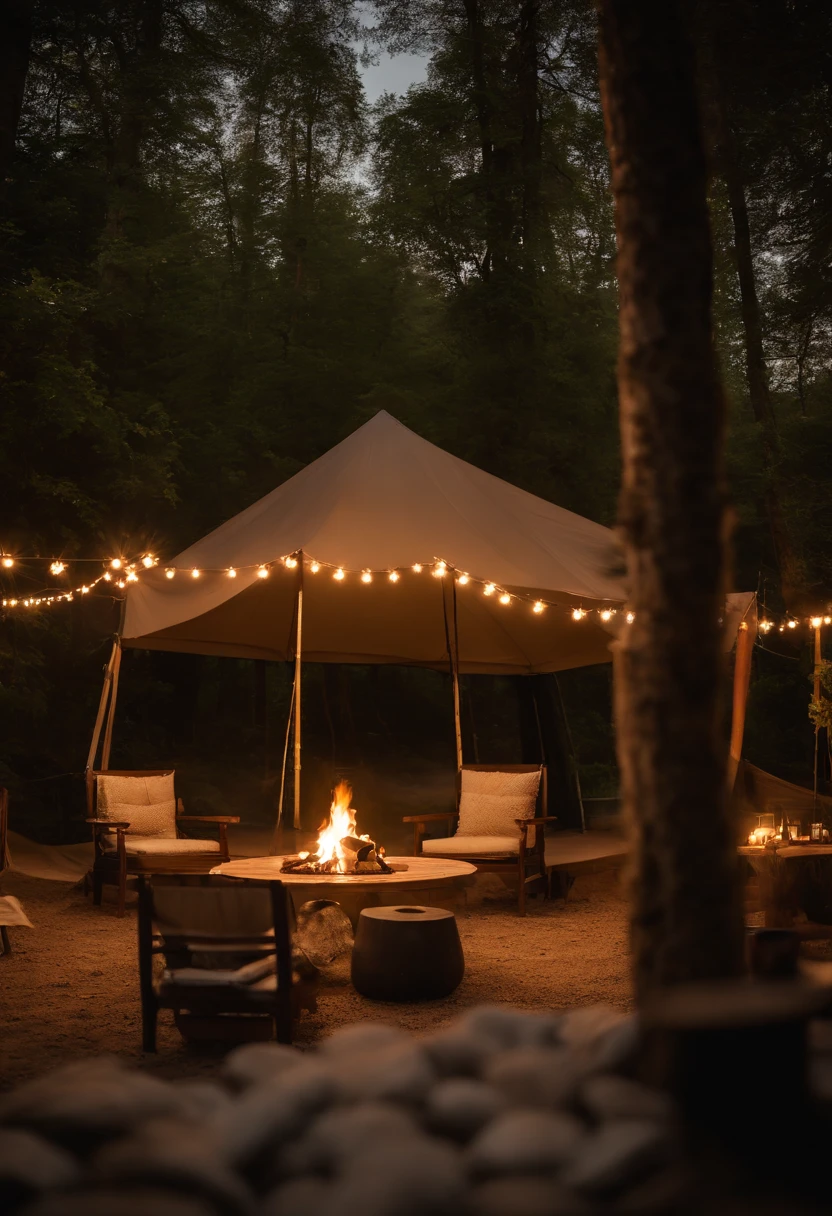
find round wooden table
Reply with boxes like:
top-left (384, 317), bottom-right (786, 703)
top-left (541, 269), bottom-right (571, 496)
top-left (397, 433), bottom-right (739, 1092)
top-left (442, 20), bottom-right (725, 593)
top-left (740, 843), bottom-right (832, 927)
top-left (210, 855), bottom-right (477, 927)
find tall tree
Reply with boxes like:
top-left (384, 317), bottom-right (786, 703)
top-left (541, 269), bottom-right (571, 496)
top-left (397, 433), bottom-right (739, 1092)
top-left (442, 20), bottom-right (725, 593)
top-left (597, 0), bottom-right (743, 996)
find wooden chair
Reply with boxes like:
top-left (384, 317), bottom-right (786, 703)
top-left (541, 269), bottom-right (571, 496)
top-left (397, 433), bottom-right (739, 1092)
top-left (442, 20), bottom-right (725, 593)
top-left (86, 769), bottom-right (239, 917)
top-left (403, 764), bottom-right (555, 915)
top-left (137, 874), bottom-right (315, 1049)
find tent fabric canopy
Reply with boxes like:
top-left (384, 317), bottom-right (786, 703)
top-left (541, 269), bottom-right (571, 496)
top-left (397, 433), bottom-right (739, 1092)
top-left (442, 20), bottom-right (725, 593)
top-left (121, 411), bottom-right (750, 673)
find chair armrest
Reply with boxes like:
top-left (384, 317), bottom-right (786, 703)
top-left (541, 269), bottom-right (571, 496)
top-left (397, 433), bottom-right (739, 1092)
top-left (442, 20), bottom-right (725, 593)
top-left (178, 815), bottom-right (241, 824)
top-left (516, 816), bottom-right (559, 827)
top-left (87, 818), bottom-right (130, 829)
top-left (401, 812), bottom-right (457, 823)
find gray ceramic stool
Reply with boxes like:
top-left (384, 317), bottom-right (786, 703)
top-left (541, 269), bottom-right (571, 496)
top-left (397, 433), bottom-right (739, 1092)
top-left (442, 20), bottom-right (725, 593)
top-left (351, 905), bottom-right (465, 1001)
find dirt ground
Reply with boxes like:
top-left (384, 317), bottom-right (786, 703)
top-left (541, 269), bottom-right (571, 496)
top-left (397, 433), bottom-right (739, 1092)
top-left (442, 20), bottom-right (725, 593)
top-left (0, 868), bottom-right (632, 1091)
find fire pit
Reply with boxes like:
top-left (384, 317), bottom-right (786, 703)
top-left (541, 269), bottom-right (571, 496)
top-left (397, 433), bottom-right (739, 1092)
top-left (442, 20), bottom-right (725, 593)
top-left (281, 782), bottom-right (397, 877)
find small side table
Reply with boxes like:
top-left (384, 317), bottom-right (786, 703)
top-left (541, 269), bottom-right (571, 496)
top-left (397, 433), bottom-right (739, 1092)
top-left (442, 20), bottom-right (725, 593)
top-left (351, 905), bottom-right (465, 1001)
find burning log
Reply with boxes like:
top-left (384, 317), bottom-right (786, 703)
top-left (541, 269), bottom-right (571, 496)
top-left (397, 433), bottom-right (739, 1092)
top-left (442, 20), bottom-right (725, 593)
top-left (279, 781), bottom-right (396, 875)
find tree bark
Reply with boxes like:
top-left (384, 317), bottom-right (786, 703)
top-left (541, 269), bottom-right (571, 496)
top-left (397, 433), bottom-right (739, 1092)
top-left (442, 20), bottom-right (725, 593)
top-left (597, 0), bottom-right (744, 999)
top-left (0, 0), bottom-right (33, 192)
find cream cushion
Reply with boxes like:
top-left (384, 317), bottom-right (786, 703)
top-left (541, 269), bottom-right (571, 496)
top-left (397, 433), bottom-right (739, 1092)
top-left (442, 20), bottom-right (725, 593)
top-left (456, 768), bottom-right (541, 838)
top-left (97, 773), bottom-right (176, 837)
top-left (101, 835), bottom-right (220, 855)
top-left (422, 835), bottom-right (519, 857)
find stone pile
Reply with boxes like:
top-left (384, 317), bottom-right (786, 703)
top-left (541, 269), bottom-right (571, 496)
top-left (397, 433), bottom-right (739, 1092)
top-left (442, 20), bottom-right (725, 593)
top-left (0, 1005), bottom-right (688, 1216)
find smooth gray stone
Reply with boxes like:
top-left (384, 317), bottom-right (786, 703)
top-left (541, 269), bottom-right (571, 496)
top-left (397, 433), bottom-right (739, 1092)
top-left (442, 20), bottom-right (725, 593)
top-left (222, 1043), bottom-right (306, 1091)
top-left (328, 1041), bottom-right (436, 1105)
top-left (279, 1102), bottom-right (420, 1176)
top-left (472, 1176), bottom-right (596, 1216)
top-left (318, 1023), bottom-right (410, 1057)
top-left (0, 1058), bottom-right (182, 1152)
top-left (212, 1065), bottom-right (337, 1167)
top-left (424, 1028), bottom-right (496, 1077)
top-left (484, 1047), bottom-right (589, 1109)
top-left (457, 1007), bottom-right (562, 1050)
top-left (560, 1120), bottom-right (670, 1195)
top-left (425, 1079), bottom-right (508, 1140)
top-left (328, 1138), bottom-right (466, 1216)
top-left (580, 1075), bottom-right (673, 1124)
top-left (468, 1110), bottom-right (585, 1176)
top-left (557, 1008), bottom-right (629, 1053)
top-left (175, 1082), bottom-right (234, 1122)
top-left (23, 1189), bottom-right (217, 1216)
top-left (0, 1127), bottom-right (79, 1209)
top-left (261, 1177), bottom-right (332, 1216)
top-left (295, 899), bottom-right (354, 968)
top-left (590, 1019), bottom-right (640, 1074)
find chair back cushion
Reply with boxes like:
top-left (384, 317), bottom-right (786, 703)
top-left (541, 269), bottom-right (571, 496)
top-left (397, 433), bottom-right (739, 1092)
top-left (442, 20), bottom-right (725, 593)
top-left (456, 768), bottom-right (541, 838)
top-left (152, 885), bottom-right (274, 937)
top-left (97, 773), bottom-right (176, 837)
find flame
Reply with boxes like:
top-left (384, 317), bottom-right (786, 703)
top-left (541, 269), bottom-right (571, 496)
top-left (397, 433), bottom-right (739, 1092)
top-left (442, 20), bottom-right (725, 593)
top-left (313, 781), bottom-right (369, 872)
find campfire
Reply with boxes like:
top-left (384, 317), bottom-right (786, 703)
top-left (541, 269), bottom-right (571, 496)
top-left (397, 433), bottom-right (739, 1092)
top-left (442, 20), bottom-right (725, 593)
top-left (281, 781), bottom-right (394, 875)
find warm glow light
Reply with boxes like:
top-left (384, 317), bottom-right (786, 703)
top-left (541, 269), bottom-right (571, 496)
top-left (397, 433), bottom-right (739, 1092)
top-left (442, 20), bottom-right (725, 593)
top-left (483, 583), bottom-right (495, 596)
top-left (310, 561), bottom-right (320, 573)
top-left (116, 579), bottom-right (126, 589)
top-left (285, 556), bottom-right (298, 569)
top-left (142, 555), bottom-right (155, 568)
top-left (600, 609), bottom-right (613, 622)
top-left (457, 573), bottom-right (469, 585)
top-left (256, 566), bottom-right (268, 579)
top-left (103, 572), bottom-right (112, 582)
top-left (433, 561), bottom-right (447, 578)
top-left (572, 608), bottom-right (586, 621)
top-left (759, 620), bottom-right (772, 633)
top-left (388, 570), bottom-right (400, 582)
top-left (811, 616), bottom-right (823, 629)
top-left (49, 561), bottom-right (65, 575)
top-left (499, 592), bottom-right (511, 605)
top-left (361, 570), bottom-right (372, 584)
top-left (533, 601), bottom-right (545, 614)
top-left (165, 568), bottom-right (175, 579)
top-left (314, 781), bottom-right (360, 872)
top-left (412, 564), bottom-right (422, 573)
top-left (825, 616), bottom-right (832, 626)
top-left (1, 556), bottom-right (14, 569)
top-left (334, 568), bottom-right (345, 581)
top-left (738, 621), bottom-right (748, 631)
top-left (192, 568), bottom-right (202, 579)
top-left (626, 611), bottom-right (635, 624)
top-left (227, 567), bottom-right (237, 578)
top-left (80, 585), bottom-right (90, 594)
top-left (110, 558), bottom-right (122, 570)
top-left (787, 619), bottom-right (798, 629)
top-left (126, 571), bottom-right (138, 583)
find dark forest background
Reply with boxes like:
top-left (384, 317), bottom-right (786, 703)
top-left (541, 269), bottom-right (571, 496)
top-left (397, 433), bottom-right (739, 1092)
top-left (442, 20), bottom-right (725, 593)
top-left (1, 0), bottom-right (831, 842)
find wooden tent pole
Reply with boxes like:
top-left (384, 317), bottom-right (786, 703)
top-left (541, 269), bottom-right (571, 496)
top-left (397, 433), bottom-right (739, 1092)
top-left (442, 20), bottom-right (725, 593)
top-left (813, 621), bottom-right (822, 811)
top-left (442, 577), bottom-right (463, 771)
top-left (272, 676), bottom-right (295, 852)
top-left (727, 603), bottom-right (756, 793)
top-left (293, 558), bottom-right (304, 831)
top-left (100, 637), bottom-right (122, 771)
top-left (86, 640), bottom-right (119, 772)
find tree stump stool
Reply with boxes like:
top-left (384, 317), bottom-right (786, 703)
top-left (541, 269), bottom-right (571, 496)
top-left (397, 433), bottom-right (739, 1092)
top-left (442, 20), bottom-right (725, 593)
top-left (351, 905), bottom-right (465, 1001)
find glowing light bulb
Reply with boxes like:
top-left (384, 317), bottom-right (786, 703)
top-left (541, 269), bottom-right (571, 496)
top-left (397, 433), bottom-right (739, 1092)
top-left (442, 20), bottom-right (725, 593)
top-left (116, 579), bottom-right (126, 589)
top-left (80, 585), bottom-right (90, 594)
top-left (103, 572), bottom-right (112, 582)
top-left (285, 556), bottom-right (298, 569)
top-left (310, 561), bottom-right (320, 573)
top-left (412, 564), bottom-right (422, 573)
top-left (738, 620), bottom-right (748, 631)
top-left (433, 561), bottom-right (447, 578)
top-left (759, 620), bottom-right (772, 633)
top-left (110, 558), bottom-right (122, 570)
top-left (600, 608), bottom-right (613, 622)
top-left (787, 619), bottom-right (798, 629)
top-left (457, 573), bottom-right (469, 586)
top-left (499, 592), bottom-right (511, 605)
top-left (49, 561), bottom-right (65, 575)
top-left (778, 624), bottom-right (785, 633)
top-left (227, 567), bottom-right (237, 578)
top-left (334, 568), bottom-right (345, 581)
top-left (811, 616), bottom-right (823, 629)
top-left (192, 568), bottom-right (201, 579)
top-left (825, 616), bottom-right (832, 626)
top-left (165, 568), bottom-right (175, 579)
top-left (626, 611), bottom-right (635, 624)
top-left (532, 601), bottom-right (545, 614)
top-left (1, 556), bottom-right (13, 569)
top-left (256, 566), bottom-right (268, 579)
top-left (572, 608), bottom-right (585, 621)
top-left (483, 583), bottom-right (495, 597)
top-left (388, 570), bottom-right (400, 582)
top-left (126, 571), bottom-right (138, 582)
top-left (9, 599), bottom-right (17, 606)
top-left (361, 570), bottom-right (372, 584)
top-left (142, 555), bottom-right (155, 568)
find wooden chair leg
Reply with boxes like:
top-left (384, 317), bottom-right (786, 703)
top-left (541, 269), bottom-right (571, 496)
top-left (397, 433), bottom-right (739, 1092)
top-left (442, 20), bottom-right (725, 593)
top-left (0, 925), bottom-right (11, 956)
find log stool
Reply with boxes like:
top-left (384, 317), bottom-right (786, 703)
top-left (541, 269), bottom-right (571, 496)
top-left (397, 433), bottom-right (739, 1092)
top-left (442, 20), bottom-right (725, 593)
top-left (351, 905), bottom-right (464, 1001)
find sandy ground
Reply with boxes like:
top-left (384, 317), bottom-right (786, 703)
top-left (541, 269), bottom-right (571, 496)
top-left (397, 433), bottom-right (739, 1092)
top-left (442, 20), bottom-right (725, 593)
top-left (0, 869), bottom-right (631, 1091)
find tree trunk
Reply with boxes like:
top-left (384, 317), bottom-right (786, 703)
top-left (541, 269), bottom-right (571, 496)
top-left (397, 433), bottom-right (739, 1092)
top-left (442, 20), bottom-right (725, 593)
top-left (597, 0), bottom-right (744, 999)
top-left (0, 0), bottom-right (33, 192)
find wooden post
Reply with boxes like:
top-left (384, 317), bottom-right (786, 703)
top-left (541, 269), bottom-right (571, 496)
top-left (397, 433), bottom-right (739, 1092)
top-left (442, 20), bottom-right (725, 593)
top-left (272, 678), bottom-right (295, 852)
top-left (729, 612), bottom-right (755, 775)
top-left (443, 577), bottom-right (463, 771)
top-left (86, 640), bottom-right (119, 773)
top-left (813, 621), bottom-right (822, 811)
top-left (293, 559), bottom-right (303, 831)
top-left (100, 637), bottom-right (122, 771)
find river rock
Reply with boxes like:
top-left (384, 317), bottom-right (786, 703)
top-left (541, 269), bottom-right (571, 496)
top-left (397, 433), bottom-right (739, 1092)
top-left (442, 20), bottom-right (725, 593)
top-left (458, 1007), bottom-right (562, 1050)
top-left (212, 1064), bottom-right (337, 1168)
top-left (560, 1120), bottom-right (670, 1195)
top-left (0, 1127), bottom-right (79, 1210)
top-left (580, 1075), bottom-right (673, 1124)
top-left (318, 1023), bottom-right (410, 1057)
top-left (279, 1101), bottom-right (421, 1177)
top-left (222, 1043), bottom-right (306, 1091)
top-left (424, 1028), bottom-right (496, 1077)
top-left (425, 1078), bottom-right (508, 1140)
top-left (471, 1176), bottom-right (597, 1216)
top-left (332, 1138), bottom-right (466, 1216)
top-left (261, 1176), bottom-right (332, 1216)
top-left (468, 1109), bottom-right (586, 1176)
top-left (484, 1047), bottom-right (590, 1110)
top-left (328, 1041), bottom-right (436, 1105)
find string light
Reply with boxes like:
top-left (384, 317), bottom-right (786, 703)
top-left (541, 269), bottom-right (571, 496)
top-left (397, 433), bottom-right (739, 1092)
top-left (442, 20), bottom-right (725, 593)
top-left (256, 566), bottom-right (268, 579)
top-left (334, 568), bottom-right (345, 581)
top-left (433, 561), bottom-right (447, 578)
top-left (600, 608), bottom-right (613, 622)
top-left (787, 619), bottom-right (798, 630)
top-left (533, 601), bottom-right (545, 614)
top-left (116, 579), bottom-right (126, 589)
top-left (1, 556), bottom-right (14, 569)
top-left (412, 564), bottom-right (422, 573)
top-left (226, 567), bottom-right (237, 578)
top-left (80, 585), bottom-right (90, 594)
top-left (126, 571), bottom-right (139, 583)
top-left (110, 558), bottom-right (123, 570)
top-left (811, 616), bottom-right (823, 629)
top-left (361, 570), bottom-right (372, 584)
top-left (310, 561), bottom-right (320, 573)
top-left (457, 573), bottom-right (469, 586)
top-left (759, 620), bottom-right (772, 633)
top-left (165, 568), bottom-right (175, 579)
top-left (626, 612), bottom-right (635, 624)
top-left (388, 571), bottom-right (400, 582)
top-left (572, 608), bottom-right (586, 621)
top-left (192, 568), bottom-right (201, 579)
top-left (483, 583), bottom-right (495, 597)
top-left (825, 616), bottom-right (832, 626)
top-left (49, 561), bottom-right (65, 575)
top-left (103, 572), bottom-right (112, 582)
top-left (142, 555), bottom-right (156, 568)
top-left (498, 592), bottom-right (511, 605)
top-left (285, 556), bottom-right (298, 569)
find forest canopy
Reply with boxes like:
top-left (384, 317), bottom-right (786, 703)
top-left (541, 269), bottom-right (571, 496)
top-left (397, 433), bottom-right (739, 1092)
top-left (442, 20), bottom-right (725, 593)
top-left (2, 0), bottom-right (831, 836)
